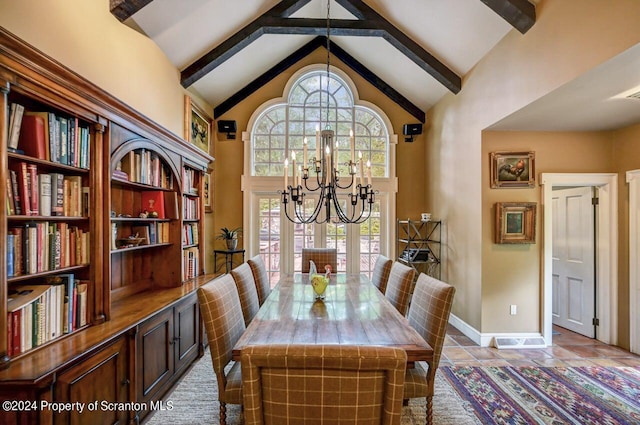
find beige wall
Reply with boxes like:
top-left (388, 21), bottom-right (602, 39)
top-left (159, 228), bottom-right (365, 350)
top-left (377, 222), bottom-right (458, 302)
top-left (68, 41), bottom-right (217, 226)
top-left (213, 49), bottom-right (424, 254)
top-left (426, 0), bottom-right (640, 337)
top-left (482, 131), bottom-right (614, 332)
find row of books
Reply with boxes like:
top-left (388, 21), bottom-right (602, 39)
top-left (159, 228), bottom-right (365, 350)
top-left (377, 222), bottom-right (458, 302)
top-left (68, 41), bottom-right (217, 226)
top-left (182, 223), bottom-right (199, 246)
top-left (7, 103), bottom-right (91, 169)
top-left (6, 274), bottom-right (88, 357)
top-left (183, 247), bottom-right (199, 281)
top-left (182, 167), bottom-right (199, 195)
top-left (7, 162), bottom-right (87, 217)
top-left (7, 223), bottom-right (90, 278)
top-left (183, 197), bottom-right (200, 220)
top-left (117, 148), bottom-right (173, 188)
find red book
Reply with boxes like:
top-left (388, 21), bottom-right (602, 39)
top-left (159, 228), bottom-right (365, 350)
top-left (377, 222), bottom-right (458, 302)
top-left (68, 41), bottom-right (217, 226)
top-left (7, 313), bottom-right (12, 357)
top-left (27, 164), bottom-right (39, 216)
top-left (9, 162), bottom-right (31, 216)
top-left (141, 191), bottom-right (165, 218)
top-left (11, 310), bottom-right (21, 356)
top-left (18, 115), bottom-right (47, 160)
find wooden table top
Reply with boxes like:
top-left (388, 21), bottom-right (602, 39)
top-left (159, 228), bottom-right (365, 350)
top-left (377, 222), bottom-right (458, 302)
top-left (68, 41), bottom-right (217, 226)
top-left (232, 273), bottom-right (433, 363)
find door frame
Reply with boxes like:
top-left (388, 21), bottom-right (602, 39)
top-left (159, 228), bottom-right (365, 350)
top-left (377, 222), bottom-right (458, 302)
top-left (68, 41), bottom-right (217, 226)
top-left (541, 173), bottom-right (618, 346)
top-left (627, 169), bottom-right (640, 354)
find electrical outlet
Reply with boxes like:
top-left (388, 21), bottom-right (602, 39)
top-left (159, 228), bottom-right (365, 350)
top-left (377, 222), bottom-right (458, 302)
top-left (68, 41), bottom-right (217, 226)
top-left (510, 305), bottom-right (517, 315)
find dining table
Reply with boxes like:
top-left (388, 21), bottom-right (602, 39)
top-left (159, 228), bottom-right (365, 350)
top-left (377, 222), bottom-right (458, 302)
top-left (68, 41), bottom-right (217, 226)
top-left (232, 273), bottom-right (433, 365)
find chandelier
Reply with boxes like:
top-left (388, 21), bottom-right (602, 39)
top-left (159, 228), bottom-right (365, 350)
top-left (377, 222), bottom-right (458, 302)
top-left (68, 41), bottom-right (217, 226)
top-left (280, 0), bottom-right (376, 224)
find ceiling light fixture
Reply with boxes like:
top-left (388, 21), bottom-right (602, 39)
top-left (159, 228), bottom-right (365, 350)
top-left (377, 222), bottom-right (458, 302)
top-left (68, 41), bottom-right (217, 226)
top-left (280, 0), bottom-right (376, 224)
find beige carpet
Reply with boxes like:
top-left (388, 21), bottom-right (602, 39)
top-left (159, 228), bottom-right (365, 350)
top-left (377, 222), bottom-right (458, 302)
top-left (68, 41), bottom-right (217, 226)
top-left (145, 349), bottom-right (480, 425)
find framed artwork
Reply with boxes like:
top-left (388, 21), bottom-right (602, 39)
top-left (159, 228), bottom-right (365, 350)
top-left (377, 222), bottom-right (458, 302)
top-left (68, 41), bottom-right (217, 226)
top-left (184, 95), bottom-right (211, 154)
top-left (495, 202), bottom-right (536, 244)
top-left (204, 171), bottom-right (212, 213)
top-left (490, 151), bottom-right (535, 188)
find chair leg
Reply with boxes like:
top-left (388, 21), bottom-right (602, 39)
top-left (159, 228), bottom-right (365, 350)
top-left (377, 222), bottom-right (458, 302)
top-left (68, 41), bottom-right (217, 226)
top-left (220, 401), bottom-right (227, 425)
top-left (425, 396), bottom-right (433, 425)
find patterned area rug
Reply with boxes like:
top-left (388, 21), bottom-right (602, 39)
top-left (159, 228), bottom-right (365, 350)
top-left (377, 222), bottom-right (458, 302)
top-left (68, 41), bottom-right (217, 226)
top-left (442, 365), bottom-right (640, 424)
top-left (145, 349), bottom-right (480, 425)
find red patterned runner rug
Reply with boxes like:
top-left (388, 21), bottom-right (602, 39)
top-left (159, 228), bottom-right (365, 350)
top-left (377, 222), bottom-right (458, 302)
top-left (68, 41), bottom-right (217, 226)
top-left (442, 365), bottom-right (640, 424)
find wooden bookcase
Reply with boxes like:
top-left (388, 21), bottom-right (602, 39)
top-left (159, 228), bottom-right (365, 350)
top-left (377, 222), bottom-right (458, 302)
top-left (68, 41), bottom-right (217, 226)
top-left (0, 28), bottom-right (212, 425)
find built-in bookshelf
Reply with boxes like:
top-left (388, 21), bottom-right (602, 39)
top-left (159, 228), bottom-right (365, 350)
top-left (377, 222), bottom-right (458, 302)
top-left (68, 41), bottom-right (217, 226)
top-left (0, 28), bottom-right (213, 424)
top-left (3, 89), bottom-right (98, 362)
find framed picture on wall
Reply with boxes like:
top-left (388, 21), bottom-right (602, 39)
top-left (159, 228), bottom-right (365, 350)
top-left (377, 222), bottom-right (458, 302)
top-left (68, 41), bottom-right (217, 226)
top-left (495, 202), bottom-right (536, 244)
top-left (184, 95), bottom-right (212, 154)
top-left (204, 171), bottom-right (212, 213)
top-left (490, 151), bottom-right (535, 188)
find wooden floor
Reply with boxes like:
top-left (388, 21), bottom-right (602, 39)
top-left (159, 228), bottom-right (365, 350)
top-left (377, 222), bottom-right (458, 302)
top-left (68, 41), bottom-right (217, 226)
top-left (441, 325), bottom-right (640, 367)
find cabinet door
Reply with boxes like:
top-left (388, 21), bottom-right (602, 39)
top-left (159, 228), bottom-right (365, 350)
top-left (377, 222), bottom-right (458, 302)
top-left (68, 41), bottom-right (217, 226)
top-left (136, 308), bottom-right (174, 404)
top-left (55, 336), bottom-right (129, 425)
top-left (174, 295), bottom-right (199, 374)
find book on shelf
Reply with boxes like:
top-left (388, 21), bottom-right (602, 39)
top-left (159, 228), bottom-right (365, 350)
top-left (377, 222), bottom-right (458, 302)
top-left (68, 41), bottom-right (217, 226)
top-left (6, 177), bottom-right (15, 215)
top-left (141, 190), bottom-right (165, 218)
top-left (38, 173), bottom-right (52, 216)
top-left (50, 172), bottom-right (64, 216)
top-left (27, 163), bottom-right (39, 215)
top-left (18, 114), bottom-right (48, 160)
top-left (75, 281), bottom-right (88, 328)
top-left (7, 102), bottom-right (25, 152)
top-left (44, 274), bottom-right (75, 335)
top-left (7, 284), bottom-right (51, 356)
top-left (10, 162), bottom-right (31, 215)
top-left (10, 169), bottom-right (23, 215)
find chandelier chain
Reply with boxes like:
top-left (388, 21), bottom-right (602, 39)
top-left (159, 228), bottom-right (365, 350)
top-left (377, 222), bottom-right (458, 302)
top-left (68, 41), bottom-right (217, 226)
top-left (325, 0), bottom-right (331, 127)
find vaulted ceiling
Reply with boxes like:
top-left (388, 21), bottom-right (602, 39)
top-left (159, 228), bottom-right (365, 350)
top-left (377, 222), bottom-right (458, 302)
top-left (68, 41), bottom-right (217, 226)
top-left (110, 0), bottom-right (640, 131)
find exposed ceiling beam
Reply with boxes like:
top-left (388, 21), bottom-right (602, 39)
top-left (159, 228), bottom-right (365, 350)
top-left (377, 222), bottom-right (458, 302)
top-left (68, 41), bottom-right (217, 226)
top-left (479, 0), bottom-right (536, 34)
top-left (181, 0), bottom-right (461, 94)
top-left (214, 36), bottom-right (425, 123)
top-left (109, 0), bottom-right (154, 22)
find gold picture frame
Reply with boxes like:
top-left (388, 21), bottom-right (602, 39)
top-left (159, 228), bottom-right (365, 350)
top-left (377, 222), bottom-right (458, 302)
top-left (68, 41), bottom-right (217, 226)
top-left (490, 151), bottom-right (535, 188)
top-left (204, 171), bottom-right (212, 213)
top-left (184, 95), bottom-right (211, 154)
top-left (495, 202), bottom-right (536, 244)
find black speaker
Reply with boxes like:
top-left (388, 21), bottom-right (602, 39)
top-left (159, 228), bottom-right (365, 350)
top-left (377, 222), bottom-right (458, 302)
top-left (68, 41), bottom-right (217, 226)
top-left (217, 120), bottom-right (237, 139)
top-left (403, 123), bottom-right (422, 136)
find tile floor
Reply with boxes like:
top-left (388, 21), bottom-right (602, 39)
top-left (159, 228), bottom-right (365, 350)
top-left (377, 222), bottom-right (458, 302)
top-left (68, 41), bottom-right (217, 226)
top-left (440, 324), bottom-right (640, 367)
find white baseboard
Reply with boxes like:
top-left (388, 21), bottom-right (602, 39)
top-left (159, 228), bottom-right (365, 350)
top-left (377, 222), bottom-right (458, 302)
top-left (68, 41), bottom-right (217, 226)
top-left (449, 314), bottom-right (547, 348)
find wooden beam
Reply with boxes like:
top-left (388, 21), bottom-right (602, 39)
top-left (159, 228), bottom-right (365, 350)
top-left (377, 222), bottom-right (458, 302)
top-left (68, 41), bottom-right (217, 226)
top-left (214, 37), bottom-right (325, 118)
top-left (479, 0), bottom-right (536, 34)
top-left (214, 36), bottom-right (425, 123)
top-left (335, 0), bottom-right (461, 93)
top-left (261, 17), bottom-right (385, 37)
top-left (181, 0), bottom-right (312, 88)
top-left (109, 0), bottom-right (154, 22)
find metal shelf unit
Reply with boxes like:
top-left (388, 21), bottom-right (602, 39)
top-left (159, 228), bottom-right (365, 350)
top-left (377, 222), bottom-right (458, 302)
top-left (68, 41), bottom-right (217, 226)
top-left (396, 219), bottom-right (441, 280)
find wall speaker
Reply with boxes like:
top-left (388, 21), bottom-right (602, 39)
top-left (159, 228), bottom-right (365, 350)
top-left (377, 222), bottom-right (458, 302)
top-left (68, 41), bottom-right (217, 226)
top-left (403, 123), bottom-right (423, 136)
top-left (217, 120), bottom-right (237, 139)
top-left (402, 123), bottom-right (423, 142)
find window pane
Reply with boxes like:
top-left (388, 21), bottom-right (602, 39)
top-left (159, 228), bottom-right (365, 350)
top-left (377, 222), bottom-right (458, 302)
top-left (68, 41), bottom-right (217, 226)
top-left (258, 197), bottom-right (282, 286)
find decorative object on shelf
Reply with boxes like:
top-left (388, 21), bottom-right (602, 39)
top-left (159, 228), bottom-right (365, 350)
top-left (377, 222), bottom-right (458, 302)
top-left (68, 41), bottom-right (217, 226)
top-left (117, 235), bottom-right (144, 248)
top-left (216, 226), bottom-right (242, 250)
top-left (490, 151), bottom-right (535, 188)
top-left (279, 0), bottom-right (376, 225)
top-left (495, 202), bottom-right (537, 244)
top-left (204, 171), bottom-right (212, 213)
top-left (184, 95), bottom-right (212, 154)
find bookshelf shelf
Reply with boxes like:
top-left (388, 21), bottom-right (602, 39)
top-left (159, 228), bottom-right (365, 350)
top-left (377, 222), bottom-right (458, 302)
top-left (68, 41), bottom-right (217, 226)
top-left (110, 242), bottom-right (172, 254)
top-left (7, 264), bottom-right (90, 283)
top-left (8, 152), bottom-right (91, 174)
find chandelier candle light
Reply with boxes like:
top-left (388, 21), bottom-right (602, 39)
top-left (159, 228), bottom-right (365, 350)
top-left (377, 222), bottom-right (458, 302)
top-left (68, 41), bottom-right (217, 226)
top-left (280, 0), bottom-right (376, 224)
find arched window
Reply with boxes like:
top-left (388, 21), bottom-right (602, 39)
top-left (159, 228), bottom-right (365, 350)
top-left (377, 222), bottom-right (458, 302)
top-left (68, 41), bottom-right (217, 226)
top-left (244, 66), bottom-right (396, 284)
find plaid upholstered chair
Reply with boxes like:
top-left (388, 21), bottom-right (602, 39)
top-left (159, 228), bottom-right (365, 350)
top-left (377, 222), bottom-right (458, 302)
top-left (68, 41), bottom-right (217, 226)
top-left (371, 254), bottom-right (393, 294)
top-left (384, 262), bottom-right (416, 316)
top-left (230, 262), bottom-right (260, 326)
top-left (241, 344), bottom-right (407, 425)
top-left (403, 273), bottom-right (456, 425)
top-left (301, 248), bottom-right (338, 273)
top-left (247, 254), bottom-right (271, 305)
top-left (196, 274), bottom-right (246, 425)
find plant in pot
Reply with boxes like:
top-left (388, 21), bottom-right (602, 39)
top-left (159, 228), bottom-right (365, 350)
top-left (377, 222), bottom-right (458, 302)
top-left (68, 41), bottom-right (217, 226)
top-left (216, 227), bottom-right (242, 250)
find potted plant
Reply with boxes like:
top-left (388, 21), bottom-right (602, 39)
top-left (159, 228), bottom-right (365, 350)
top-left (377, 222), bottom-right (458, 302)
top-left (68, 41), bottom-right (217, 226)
top-left (216, 227), bottom-right (242, 250)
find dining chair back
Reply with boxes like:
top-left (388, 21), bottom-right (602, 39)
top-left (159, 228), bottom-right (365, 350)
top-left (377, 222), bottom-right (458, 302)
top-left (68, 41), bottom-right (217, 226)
top-left (241, 344), bottom-right (407, 425)
top-left (196, 274), bottom-right (246, 425)
top-left (371, 254), bottom-right (393, 294)
top-left (231, 262), bottom-right (260, 326)
top-left (301, 248), bottom-right (338, 273)
top-left (247, 254), bottom-right (271, 305)
top-left (403, 273), bottom-right (456, 425)
top-left (384, 262), bottom-right (416, 316)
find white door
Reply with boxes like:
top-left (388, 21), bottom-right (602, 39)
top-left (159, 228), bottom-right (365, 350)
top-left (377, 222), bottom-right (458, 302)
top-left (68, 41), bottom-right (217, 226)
top-left (552, 186), bottom-right (596, 337)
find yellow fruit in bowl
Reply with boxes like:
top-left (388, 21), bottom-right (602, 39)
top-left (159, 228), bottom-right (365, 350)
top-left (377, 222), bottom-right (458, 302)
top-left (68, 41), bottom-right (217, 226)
top-left (310, 274), bottom-right (329, 298)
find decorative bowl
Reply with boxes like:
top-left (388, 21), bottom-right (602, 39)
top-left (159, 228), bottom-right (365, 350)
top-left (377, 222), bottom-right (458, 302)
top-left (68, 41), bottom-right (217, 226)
top-left (117, 237), bottom-right (144, 248)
